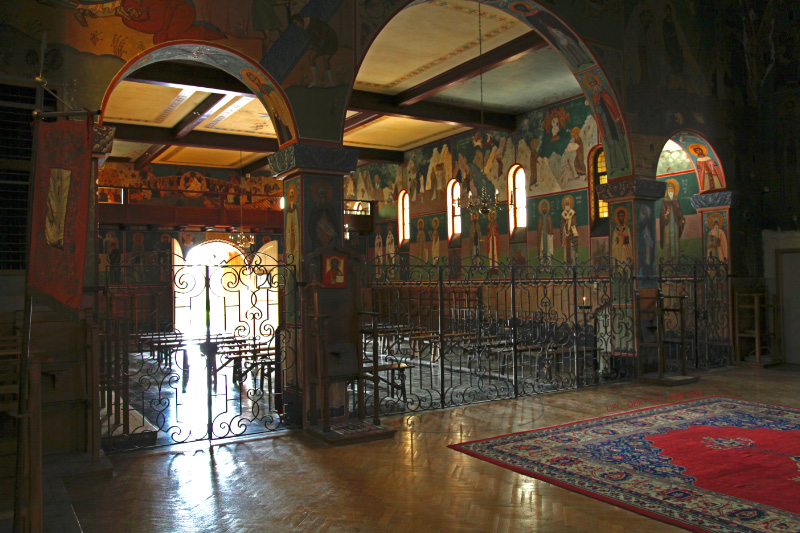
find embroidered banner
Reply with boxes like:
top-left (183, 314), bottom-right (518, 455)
top-left (28, 117), bottom-right (93, 314)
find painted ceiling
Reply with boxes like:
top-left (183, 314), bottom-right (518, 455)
top-left (106, 0), bottom-right (583, 170)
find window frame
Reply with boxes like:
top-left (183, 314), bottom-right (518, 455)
top-left (398, 190), bottom-right (410, 243)
top-left (507, 164), bottom-right (527, 232)
top-left (590, 146), bottom-right (609, 224)
top-left (447, 179), bottom-right (461, 240)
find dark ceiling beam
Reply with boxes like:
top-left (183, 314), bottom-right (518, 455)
top-left (356, 147), bottom-right (404, 164)
top-left (396, 32), bottom-right (547, 106)
top-left (241, 155), bottom-right (272, 175)
top-left (134, 144), bottom-right (169, 170)
top-left (348, 90), bottom-right (516, 131)
top-left (172, 93), bottom-right (228, 138)
top-left (108, 122), bottom-right (280, 153)
top-left (125, 62), bottom-right (253, 97)
top-left (344, 111), bottom-right (383, 132)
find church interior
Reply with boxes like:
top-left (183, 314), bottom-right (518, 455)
top-left (1, 0), bottom-right (799, 531)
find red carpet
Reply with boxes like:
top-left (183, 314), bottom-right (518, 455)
top-left (450, 398), bottom-right (800, 532)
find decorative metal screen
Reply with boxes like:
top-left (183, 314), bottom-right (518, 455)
top-left (98, 250), bottom-right (298, 451)
top-left (358, 255), bottom-right (635, 416)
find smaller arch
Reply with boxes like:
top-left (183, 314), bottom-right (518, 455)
top-left (99, 41), bottom-right (298, 147)
top-left (507, 164), bottom-right (527, 231)
top-left (398, 190), bottom-right (410, 243)
top-left (447, 179), bottom-right (462, 240)
top-left (662, 132), bottom-right (727, 193)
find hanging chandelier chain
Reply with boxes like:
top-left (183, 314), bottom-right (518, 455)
top-left (478, 1), bottom-right (484, 134)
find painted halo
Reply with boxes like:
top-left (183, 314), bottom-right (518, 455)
top-left (562, 194), bottom-right (575, 210)
top-left (538, 199), bottom-right (551, 213)
top-left (664, 178), bottom-right (680, 197)
top-left (614, 206), bottom-right (629, 225)
top-left (708, 213), bottom-right (724, 228)
top-left (687, 143), bottom-right (708, 157)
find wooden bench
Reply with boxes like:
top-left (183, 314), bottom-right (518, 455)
top-left (362, 362), bottom-right (413, 402)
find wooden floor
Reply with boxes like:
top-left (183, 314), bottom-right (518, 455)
top-left (64, 365), bottom-right (800, 532)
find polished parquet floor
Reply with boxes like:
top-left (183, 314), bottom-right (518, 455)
top-left (65, 365), bottom-right (800, 532)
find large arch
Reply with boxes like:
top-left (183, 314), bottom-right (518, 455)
top-left (349, 0), bottom-right (633, 180)
top-left (99, 41), bottom-right (298, 147)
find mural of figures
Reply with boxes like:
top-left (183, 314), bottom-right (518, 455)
top-left (416, 219), bottom-right (428, 262)
top-left (509, 3), bottom-right (595, 71)
top-left (468, 210), bottom-right (481, 257)
top-left (307, 181), bottom-right (339, 250)
top-left (374, 231), bottom-right (383, 265)
top-left (582, 71), bottom-right (627, 178)
top-left (516, 97), bottom-right (597, 196)
top-left (430, 218), bottom-right (441, 264)
top-left (290, 14), bottom-right (339, 88)
top-left (659, 179), bottom-right (685, 262)
top-left (285, 182), bottom-right (299, 263)
top-left (611, 206), bottom-right (633, 264)
top-left (487, 209), bottom-right (499, 267)
top-left (560, 195), bottom-right (578, 264)
top-left (385, 227), bottom-right (396, 262)
top-left (637, 204), bottom-right (656, 272)
top-left (689, 144), bottom-right (725, 191)
top-left (705, 212), bottom-right (729, 263)
top-left (537, 199), bottom-right (554, 262)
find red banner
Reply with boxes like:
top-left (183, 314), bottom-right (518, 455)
top-left (27, 117), bottom-right (93, 313)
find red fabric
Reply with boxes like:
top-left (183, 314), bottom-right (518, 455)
top-left (648, 425), bottom-right (800, 514)
top-left (28, 118), bottom-right (93, 312)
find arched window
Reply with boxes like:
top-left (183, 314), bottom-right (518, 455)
top-left (447, 179), bottom-right (461, 239)
top-left (398, 190), bottom-right (410, 243)
top-left (507, 164), bottom-right (527, 231)
top-left (591, 148), bottom-right (609, 221)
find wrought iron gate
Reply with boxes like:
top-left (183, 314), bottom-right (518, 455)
top-left (658, 256), bottom-right (731, 370)
top-left (98, 250), bottom-right (298, 451)
top-left (358, 255), bottom-right (635, 416)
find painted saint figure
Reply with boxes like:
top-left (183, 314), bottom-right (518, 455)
top-left (537, 199), bottom-right (554, 263)
top-left (612, 207), bottom-right (633, 264)
top-left (374, 232), bottom-right (383, 266)
top-left (285, 183), bottom-right (299, 263)
top-left (290, 14), bottom-right (339, 88)
top-left (469, 210), bottom-right (481, 257)
top-left (528, 139), bottom-right (540, 190)
top-left (487, 209), bottom-right (499, 267)
top-left (417, 219), bottom-right (428, 262)
top-left (690, 144), bottom-right (724, 191)
top-left (659, 180), bottom-right (685, 262)
top-left (567, 127), bottom-right (586, 178)
top-left (560, 195), bottom-right (579, 264)
top-left (706, 213), bottom-right (729, 263)
top-left (430, 218), bottom-right (441, 263)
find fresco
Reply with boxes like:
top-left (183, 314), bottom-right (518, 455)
top-left (610, 202), bottom-right (634, 265)
top-left (303, 175), bottom-right (341, 253)
top-left (636, 201), bottom-right (657, 285)
top-left (97, 162), bottom-right (282, 208)
top-left (405, 141), bottom-right (455, 215)
top-left (526, 190), bottom-right (590, 265)
top-left (655, 171), bottom-right (702, 262)
top-left (703, 210), bottom-right (729, 265)
top-left (349, 162), bottom-right (402, 221)
top-left (452, 131), bottom-right (512, 207)
top-left (672, 133), bottom-right (727, 192)
top-left (284, 177), bottom-right (301, 265)
top-left (517, 97), bottom-right (597, 195)
top-left (410, 214), bottom-right (446, 264)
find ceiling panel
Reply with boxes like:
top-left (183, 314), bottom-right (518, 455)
top-left (109, 140), bottom-right (152, 160)
top-left (356, 0), bottom-right (527, 95)
top-left (154, 146), bottom-right (265, 169)
top-left (427, 47), bottom-right (582, 113)
top-left (195, 96), bottom-right (277, 137)
top-left (104, 80), bottom-right (211, 128)
top-left (344, 115), bottom-right (470, 151)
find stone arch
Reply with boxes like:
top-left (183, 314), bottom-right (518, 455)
top-left (350, 0), bottom-right (633, 180)
top-left (661, 131), bottom-right (727, 193)
top-left (99, 41), bottom-right (298, 147)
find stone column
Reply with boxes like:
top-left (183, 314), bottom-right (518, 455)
top-left (268, 143), bottom-right (359, 426)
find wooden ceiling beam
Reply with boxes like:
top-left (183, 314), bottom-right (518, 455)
top-left (344, 111), bottom-right (383, 132)
top-left (396, 32), bottom-right (547, 107)
top-left (241, 155), bottom-right (272, 175)
top-left (125, 62), bottom-right (253, 97)
top-left (108, 122), bottom-right (280, 152)
top-left (134, 144), bottom-right (169, 170)
top-left (348, 90), bottom-right (516, 131)
top-left (172, 93), bottom-right (228, 139)
top-left (357, 147), bottom-right (404, 164)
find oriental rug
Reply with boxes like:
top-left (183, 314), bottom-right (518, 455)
top-left (450, 398), bottom-right (800, 532)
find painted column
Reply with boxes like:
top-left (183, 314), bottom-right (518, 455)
top-left (268, 143), bottom-right (359, 426)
